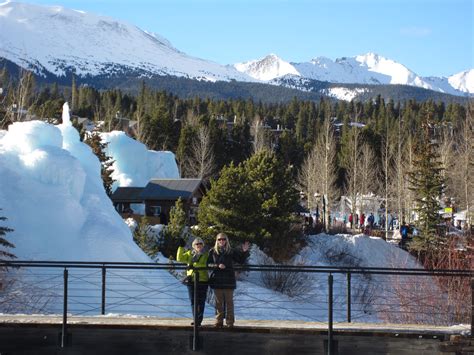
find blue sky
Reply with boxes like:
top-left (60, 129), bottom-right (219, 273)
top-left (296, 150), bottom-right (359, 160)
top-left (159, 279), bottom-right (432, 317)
top-left (24, 0), bottom-right (473, 77)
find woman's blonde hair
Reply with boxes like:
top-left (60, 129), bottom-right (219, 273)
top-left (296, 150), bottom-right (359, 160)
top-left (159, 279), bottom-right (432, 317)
top-left (192, 237), bottom-right (204, 251)
top-left (213, 232), bottom-right (231, 254)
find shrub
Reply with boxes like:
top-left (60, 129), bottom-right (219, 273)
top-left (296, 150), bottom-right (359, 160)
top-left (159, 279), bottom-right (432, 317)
top-left (256, 252), bottom-right (313, 298)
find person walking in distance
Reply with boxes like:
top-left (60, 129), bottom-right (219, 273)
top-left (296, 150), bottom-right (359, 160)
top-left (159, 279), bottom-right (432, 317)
top-left (207, 233), bottom-right (250, 328)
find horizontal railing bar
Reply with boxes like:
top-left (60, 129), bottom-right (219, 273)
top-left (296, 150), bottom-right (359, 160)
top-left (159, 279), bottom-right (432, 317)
top-left (2, 260), bottom-right (473, 276)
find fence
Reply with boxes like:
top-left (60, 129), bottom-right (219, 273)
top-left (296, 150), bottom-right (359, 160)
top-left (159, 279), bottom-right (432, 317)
top-left (0, 260), bottom-right (473, 353)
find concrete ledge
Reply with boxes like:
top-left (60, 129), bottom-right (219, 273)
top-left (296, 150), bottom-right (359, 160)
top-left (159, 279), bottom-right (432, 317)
top-left (0, 315), bottom-right (470, 355)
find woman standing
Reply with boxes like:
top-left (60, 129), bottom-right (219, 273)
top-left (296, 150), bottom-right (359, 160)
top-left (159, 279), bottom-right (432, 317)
top-left (207, 233), bottom-right (250, 328)
top-left (176, 237), bottom-right (209, 326)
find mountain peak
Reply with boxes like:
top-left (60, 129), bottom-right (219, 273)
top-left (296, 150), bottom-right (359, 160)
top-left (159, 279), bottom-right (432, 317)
top-left (234, 53), bottom-right (300, 81)
top-left (0, 1), bottom-right (251, 81)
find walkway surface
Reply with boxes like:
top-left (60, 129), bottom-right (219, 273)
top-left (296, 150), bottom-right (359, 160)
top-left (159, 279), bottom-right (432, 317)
top-left (0, 314), bottom-right (469, 336)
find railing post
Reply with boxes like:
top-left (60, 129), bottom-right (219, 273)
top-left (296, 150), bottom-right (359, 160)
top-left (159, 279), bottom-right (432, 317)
top-left (471, 278), bottom-right (474, 337)
top-left (328, 273), bottom-right (333, 355)
top-left (101, 266), bottom-right (106, 315)
top-left (61, 268), bottom-right (68, 348)
top-left (346, 272), bottom-right (351, 323)
top-left (192, 271), bottom-right (199, 351)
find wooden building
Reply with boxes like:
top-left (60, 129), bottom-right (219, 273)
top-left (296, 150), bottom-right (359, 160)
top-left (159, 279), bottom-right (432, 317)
top-left (111, 179), bottom-right (205, 225)
top-left (142, 179), bottom-right (205, 225)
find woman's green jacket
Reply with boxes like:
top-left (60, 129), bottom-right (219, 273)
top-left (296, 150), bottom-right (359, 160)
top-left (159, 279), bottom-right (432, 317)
top-left (176, 246), bottom-right (209, 282)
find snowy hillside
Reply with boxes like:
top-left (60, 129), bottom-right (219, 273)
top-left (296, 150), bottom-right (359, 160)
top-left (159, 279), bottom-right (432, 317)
top-left (0, 1), bottom-right (252, 82)
top-left (235, 53), bottom-right (473, 96)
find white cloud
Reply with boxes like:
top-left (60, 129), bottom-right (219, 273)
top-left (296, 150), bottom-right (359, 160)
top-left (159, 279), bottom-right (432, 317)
top-left (400, 26), bottom-right (432, 37)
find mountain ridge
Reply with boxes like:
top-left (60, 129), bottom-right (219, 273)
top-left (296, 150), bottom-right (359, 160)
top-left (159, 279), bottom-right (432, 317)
top-left (0, 1), bottom-right (472, 101)
top-left (234, 53), bottom-right (473, 96)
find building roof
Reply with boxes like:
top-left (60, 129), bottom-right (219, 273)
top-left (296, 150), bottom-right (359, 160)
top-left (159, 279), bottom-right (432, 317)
top-left (141, 179), bottom-right (204, 200)
top-left (110, 187), bottom-right (144, 203)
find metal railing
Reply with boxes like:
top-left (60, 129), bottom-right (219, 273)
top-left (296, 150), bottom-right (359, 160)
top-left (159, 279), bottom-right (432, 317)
top-left (0, 260), bottom-right (473, 354)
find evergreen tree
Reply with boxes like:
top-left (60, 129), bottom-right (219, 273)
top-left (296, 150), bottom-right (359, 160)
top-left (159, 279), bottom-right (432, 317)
top-left (408, 120), bottom-right (445, 253)
top-left (244, 151), bottom-right (299, 250)
top-left (176, 125), bottom-right (197, 177)
top-left (198, 151), bottom-right (299, 259)
top-left (167, 198), bottom-right (187, 239)
top-left (197, 162), bottom-right (261, 244)
top-left (0, 209), bottom-right (15, 260)
top-left (161, 198), bottom-right (187, 258)
top-left (84, 131), bottom-right (115, 196)
top-left (133, 216), bottom-right (159, 258)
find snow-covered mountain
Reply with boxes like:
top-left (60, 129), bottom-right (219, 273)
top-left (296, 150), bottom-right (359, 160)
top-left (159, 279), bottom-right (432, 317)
top-left (0, 1), bottom-right (252, 82)
top-left (0, 1), bottom-right (471, 98)
top-left (234, 54), bottom-right (300, 81)
top-left (448, 69), bottom-right (474, 93)
top-left (234, 53), bottom-right (473, 96)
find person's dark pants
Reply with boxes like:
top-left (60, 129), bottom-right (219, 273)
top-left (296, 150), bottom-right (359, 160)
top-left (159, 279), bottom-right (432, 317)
top-left (187, 283), bottom-right (208, 325)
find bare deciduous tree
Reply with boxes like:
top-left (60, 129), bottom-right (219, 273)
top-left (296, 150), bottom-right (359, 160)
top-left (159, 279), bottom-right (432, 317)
top-left (450, 107), bottom-right (474, 228)
top-left (358, 142), bottom-right (379, 214)
top-left (437, 128), bottom-right (454, 189)
top-left (298, 147), bottom-right (318, 210)
top-left (252, 116), bottom-right (270, 154)
top-left (2, 69), bottom-right (36, 125)
top-left (345, 125), bottom-right (362, 222)
top-left (380, 121), bottom-right (396, 238)
top-left (183, 125), bottom-right (216, 183)
top-left (298, 116), bottom-right (338, 230)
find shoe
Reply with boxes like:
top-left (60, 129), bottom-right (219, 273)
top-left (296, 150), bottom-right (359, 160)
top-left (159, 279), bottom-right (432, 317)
top-left (191, 322), bottom-right (201, 326)
top-left (215, 322), bottom-right (223, 328)
top-left (226, 324), bottom-right (234, 328)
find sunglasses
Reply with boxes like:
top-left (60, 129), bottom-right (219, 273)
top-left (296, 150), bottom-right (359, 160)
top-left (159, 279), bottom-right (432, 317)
top-left (217, 238), bottom-right (227, 241)
top-left (195, 242), bottom-right (203, 245)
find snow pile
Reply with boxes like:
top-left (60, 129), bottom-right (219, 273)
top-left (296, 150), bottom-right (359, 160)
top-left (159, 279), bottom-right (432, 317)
top-left (0, 104), bottom-right (178, 261)
top-left (101, 131), bottom-right (179, 189)
top-left (0, 104), bottom-right (191, 316)
top-left (234, 233), bottom-right (423, 322)
top-left (299, 234), bottom-right (420, 268)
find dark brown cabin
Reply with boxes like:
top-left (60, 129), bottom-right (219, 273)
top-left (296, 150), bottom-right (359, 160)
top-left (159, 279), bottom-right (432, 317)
top-left (111, 179), bottom-right (205, 225)
top-left (141, 179), bottom-right (205, 225)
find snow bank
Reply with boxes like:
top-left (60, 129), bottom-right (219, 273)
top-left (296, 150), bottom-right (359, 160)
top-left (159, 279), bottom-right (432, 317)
top-left (0, 105), bottom-right (190, 316)
top-left (300, 233), bottom-right (420, 268)
top-left (0, 117), bottom-right (148, 261)
top-left (101, 131), bottom-right (179, 189)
